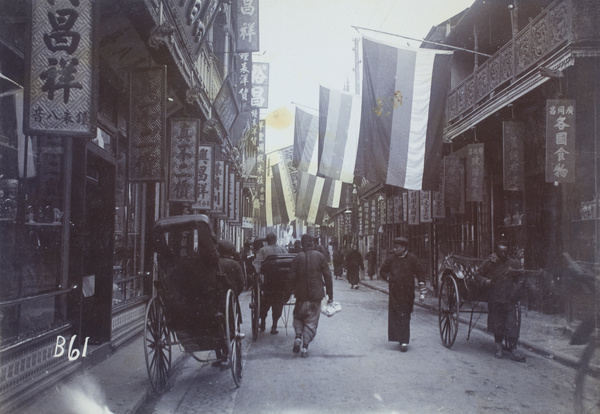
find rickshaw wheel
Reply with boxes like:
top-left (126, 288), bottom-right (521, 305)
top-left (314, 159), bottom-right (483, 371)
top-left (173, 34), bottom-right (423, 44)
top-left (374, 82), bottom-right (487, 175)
top-left (226, 289), bottom-right (243, 387)
top-left (439, 274), bottom-right (460, 348)
top-left (250, 276), bottom-right (260, 341)
top-left (144, 297), bottom-right (172, 394)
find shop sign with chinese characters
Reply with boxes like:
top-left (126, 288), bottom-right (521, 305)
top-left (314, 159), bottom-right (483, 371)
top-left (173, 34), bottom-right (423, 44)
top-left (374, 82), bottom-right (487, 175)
top-left (192, 144), bottom-right (215, 211)
top-left (129, 66), bottom-right (166, 181)
top-left (466, 143), bottom-right (484, 202)
top-left (251, 62), bottom-right (269, 109)
top-left (407, 190), bottom-right (419, 225)
top-left (546, 100), bottom-right (576, 183)
top-left (25, 0), bottom-right (97, 137)
top-left (169, 119), bottom-right (200, 203)
top-left (212, 160), bottom-right (226, 216)
top-left (502, 122), bottom-right (525, 191)
top-left (235, 0), bottom-right (259, 53)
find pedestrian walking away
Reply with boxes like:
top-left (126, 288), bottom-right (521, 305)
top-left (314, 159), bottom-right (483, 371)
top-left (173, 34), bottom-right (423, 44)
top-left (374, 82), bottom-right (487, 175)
top-left (254, 232), bottom-right (289, 334)
top-left (379, 237), bottom-right (426, 352)
top-left (289, 234), bottom-right (333, 358)
top-left (365, 246), bottom-right (377, 280)
top-left (345, 243), bottom-right (364, 289)
top-left (332, 247), bottom-right (344, 280)
top-left (474, 239), bottom-right (526, 362)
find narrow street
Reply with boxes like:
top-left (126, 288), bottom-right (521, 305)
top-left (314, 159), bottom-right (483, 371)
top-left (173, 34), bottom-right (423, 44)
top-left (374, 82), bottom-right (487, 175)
top-left (138, 279), bottom-right (577, 414)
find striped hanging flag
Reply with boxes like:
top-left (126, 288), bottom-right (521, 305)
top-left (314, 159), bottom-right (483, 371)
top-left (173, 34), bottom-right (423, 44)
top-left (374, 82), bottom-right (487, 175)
top-left (318, 86), bottom-right (361, 183)
top-left (293, 108), bottom-right (319, 174)
top-left (354, 36), bottom-right (452, 191)
top-left (295, 170), bottom-right (334, 225)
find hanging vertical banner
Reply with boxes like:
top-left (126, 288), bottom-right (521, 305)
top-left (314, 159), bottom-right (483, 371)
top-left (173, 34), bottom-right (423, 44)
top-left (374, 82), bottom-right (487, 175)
top-left (193, 143), bottom-right (215, 211)
top-left (237, 52), bottom-right (252, 111)
top-left (251, 62), bottom-right (269, 108)
top-left (420, 191), bottom-right (432, 222)
top-left (235, 0), bottom-right (259, 52)
top-left (458, 159), bottom-right (465, 214)
top-left (466, 143), bottom-right (484, 202)
top-left (444, 155), bottom-right (461, 210)
top-left (503, 122), bottom-right (525, 191)
top-left (129, 66), bottom-right (166, 181)
top-left (407, 190), bottom-right (419, 225)
top-left (256, 120), bottom-right (266, 228)
top-left (386, 196), bottom-right (394, 224)
top-left (432, 167), bottom-right (445, 218)
top-left (228, 170), bottom-right (236, 221)
top-left (213, 160), bottom-right (226, 215)
top-left (402, 192), bottom-right (408, 222)
top-left (24, 0), bottom-right (98, 137)
top-left (546, 99), bottom-right (576, 183)
top-left (432, 191), bottom-right (445, 218)
top-left (370, 198), bottom-right (377, 235)
top-left (232, 176), bottom-right (242, 225)
top-left (379, 196), bottom-right (386, 225)
top-left (224, 162), bottom-right (230, 218)
top-left (169, 119), bottom-right (200, 202)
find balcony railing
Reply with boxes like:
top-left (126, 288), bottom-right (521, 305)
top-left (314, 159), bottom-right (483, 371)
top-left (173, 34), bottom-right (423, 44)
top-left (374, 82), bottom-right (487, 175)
top-left (447, 0), bottom-right (571, 123)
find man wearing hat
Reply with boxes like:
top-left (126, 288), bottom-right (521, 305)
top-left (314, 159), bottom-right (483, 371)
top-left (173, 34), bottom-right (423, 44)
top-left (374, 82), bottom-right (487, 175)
top-left (379, 236), bottom-right (426, 352)
top-left (474, 239), bottom-right (525, 362)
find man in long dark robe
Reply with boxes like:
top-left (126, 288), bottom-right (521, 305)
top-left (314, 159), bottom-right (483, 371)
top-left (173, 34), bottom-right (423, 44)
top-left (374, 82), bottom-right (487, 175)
top-left (379, 237), bottom-right (426, 352)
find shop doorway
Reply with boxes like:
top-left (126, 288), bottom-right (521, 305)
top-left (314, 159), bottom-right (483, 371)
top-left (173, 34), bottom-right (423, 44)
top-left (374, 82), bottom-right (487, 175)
top-left (80, 147), bottom-right (115, 344)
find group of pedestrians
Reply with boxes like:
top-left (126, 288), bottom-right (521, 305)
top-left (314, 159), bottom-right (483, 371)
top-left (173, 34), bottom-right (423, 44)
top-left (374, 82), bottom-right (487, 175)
top-left (244, 232), bottom-right (526, 363)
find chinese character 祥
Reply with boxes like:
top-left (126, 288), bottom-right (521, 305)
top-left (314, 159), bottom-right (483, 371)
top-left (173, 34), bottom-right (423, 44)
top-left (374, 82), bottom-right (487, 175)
top-left (40, 57), bottom-right (83, 103)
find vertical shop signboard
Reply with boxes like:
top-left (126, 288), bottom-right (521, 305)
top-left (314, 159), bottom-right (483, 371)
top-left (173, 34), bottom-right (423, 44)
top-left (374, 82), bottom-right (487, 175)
top-left (25, 0), bottom-right (97, 137)
top-left (234, 177), bottom-right (242, 225)
top-left (169, 119), bottom-right (199, 203)
top-left (379, 196), bottom-right (386, 225)
top-left (432, 190), bottom-right (445, 218)
top-left (228, 170), bottom-right (236, 221)
top-left (213, 160), bottom-right (226, 215)
top-left (444, 155), bottom-right (461, 211)
top-left (386, 196), bottom-right (394, 224)
top-left (251, 62), bottom-right (269, 109)
top-left (546, 100), bottom-right (576, 183)
top-left (235, 0), bottom-right (259, 52)
top-left (402, 192), bottom-right (408, 222)
top-left (129, 66), bottom-right (166, 181)
top-left (214, 77), bottom-right (239, 132)
top-left (420, 191), bottom-right (432, 222)
top-left (237, 52), bottom-right (252, 111)
top-left (193, 144), bottom-right (215, 211)
top-left (466, 143), bottom-right (484, 202)
top-left (502, 122), bottom-right (525, 191)
top-left (407, 190), bottom-right (419, 225)
top-left (370, 198), bottom-right (377, 235)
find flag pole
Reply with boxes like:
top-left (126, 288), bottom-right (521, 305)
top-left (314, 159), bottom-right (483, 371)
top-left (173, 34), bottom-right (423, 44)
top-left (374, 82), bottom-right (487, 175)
top-left (352, 25), bottom-right (492, 58)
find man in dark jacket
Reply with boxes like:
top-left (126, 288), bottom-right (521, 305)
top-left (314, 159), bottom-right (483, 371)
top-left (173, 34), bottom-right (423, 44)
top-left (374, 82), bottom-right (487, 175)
top-left (475, 240), bottom-right (525, 362)
top-left (345, 243), bottom-right (364, 289)
top-left (289, 234), bottom-right (333, 358)
top-left (332, 247), bottom-right (344, 280)
top-left (365, 246), bottom-right (377, 280)
top-left (379, 237), bottom-right (426, 352)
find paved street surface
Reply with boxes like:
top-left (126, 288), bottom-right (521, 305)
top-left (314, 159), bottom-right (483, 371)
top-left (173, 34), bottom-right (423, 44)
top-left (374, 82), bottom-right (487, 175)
top-left (138, 278), bottom-right (583, 414)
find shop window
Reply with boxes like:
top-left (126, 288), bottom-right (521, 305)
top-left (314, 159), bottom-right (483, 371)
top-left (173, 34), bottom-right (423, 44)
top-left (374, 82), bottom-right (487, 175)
top-left (112, 142), bottom-right (145, 308)
top-left (0, 89), bottom-right (68, 346)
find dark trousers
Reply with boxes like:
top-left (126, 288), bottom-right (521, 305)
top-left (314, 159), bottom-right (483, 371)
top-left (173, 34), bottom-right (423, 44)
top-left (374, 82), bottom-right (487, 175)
top-left (260, 292), bottom-right (286, 325)
top-left (488, 302), bottom-right (520, 346)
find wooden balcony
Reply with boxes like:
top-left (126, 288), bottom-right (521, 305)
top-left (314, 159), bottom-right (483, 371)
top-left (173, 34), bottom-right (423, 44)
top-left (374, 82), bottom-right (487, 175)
top-left (444, 0), bottom-right (600, 140)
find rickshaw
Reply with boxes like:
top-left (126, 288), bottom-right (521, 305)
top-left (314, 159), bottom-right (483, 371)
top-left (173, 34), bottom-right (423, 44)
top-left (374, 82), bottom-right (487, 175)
top-left (143, 214), bottom-right (244, 393)
top-left (249, 251), bottom-right (296, 340)
top-left (437, 252), bottom-right (540, 349)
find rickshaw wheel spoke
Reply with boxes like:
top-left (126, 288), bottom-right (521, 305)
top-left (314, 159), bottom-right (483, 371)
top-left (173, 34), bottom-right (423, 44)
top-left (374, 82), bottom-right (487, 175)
top-left (438, 275), bottom-right (459, 348)
top-left (144, 297), bottom-right (172, 394)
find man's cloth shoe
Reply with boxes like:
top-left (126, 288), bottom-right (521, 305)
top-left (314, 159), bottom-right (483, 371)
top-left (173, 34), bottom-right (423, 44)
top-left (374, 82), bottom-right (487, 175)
top-left (400, 343), bottom-right (408, 352)
top-left (510, 348), bottom-right (526, 362)
top-left (259, 321), bottom-right (266, 332)
top-left (270, 327), bottom-right (279, 335)
top-left (301, 348), bottom-right (309, 358)
top-left (495, 343), bottom-right (504, 359)
top-left (293, 338), bottom-right (302, 354)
